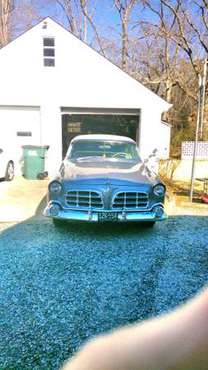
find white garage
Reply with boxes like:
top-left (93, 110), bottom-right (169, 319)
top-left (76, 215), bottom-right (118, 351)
top-left (0, 17), bottom-right (171, 178)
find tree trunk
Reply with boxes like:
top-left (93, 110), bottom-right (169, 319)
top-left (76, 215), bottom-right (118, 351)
top-left (0, 0), bottom-right (12, 47)
top-left (121, 14), bottom-right (128, 71)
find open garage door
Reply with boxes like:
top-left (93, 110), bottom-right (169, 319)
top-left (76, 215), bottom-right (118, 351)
top-left (61, 108), bottom-right (140, 158)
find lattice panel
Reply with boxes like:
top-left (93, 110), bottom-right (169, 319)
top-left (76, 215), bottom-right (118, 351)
top-left (182, 141), bottom-right (208, 159)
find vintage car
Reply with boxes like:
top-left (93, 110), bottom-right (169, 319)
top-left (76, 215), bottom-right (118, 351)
top-left (43, 134), bottom-right (167, 226)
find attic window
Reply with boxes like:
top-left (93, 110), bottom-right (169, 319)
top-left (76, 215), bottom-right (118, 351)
top-left (43, 38), bottom-right (55, 67)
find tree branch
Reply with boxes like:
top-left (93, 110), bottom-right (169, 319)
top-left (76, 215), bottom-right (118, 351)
top-left (80, 0), bottom-right (106, 56)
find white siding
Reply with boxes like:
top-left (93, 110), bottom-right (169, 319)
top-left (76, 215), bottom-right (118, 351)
top-left (0, 106), bottom-right (41, 174)
top-left (139, 109), bottom-right (159, 159)
top-left (40, 105), bottom-right (62, 177)
top-left (158, 122), bottom-right (171, 159)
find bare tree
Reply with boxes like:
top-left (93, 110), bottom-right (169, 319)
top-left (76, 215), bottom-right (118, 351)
top-left (10, 0), bottom-right (42, 38)
top-left (0, 0), bottom-right (13, 46)
top-left (56, 0), bottom-right (81, 36)
top-left (135, 0), bottom-right (197, 103)
top-left (123, 0), bottom-right (204, 152)
top-left (114, 0), bottom-right (137, 71)
top-left (79, 0), bottom-right (106, 55)
top-left (55, 0), bottom-right (106, 55)
top-left (145, 0), bottom-right (208, 76)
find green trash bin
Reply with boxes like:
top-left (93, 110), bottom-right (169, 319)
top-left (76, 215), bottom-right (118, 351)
top-left (22, 145), bottom-right (49, 180)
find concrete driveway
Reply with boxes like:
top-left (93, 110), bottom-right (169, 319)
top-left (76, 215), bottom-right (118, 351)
top-left (0, 177), bottom-right (48, 222)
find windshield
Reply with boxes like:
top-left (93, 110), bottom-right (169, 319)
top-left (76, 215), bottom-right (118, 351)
top-left (69, 140), bottom-right (141, 161)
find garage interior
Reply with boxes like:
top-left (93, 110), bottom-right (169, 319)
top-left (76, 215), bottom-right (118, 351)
top-left (61, 108), bottom-right (140, 158)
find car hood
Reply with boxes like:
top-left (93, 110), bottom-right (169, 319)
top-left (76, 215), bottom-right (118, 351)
top-left (59, 158), bottom-right (158, 186)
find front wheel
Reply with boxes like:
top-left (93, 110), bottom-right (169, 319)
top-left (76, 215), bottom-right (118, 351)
top-left (5, 161), bottom-right (14, 181)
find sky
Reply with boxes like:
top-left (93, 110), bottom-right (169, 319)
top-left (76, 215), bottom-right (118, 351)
top-left (12, 0), bottom-right (153, 43)
top-left (11, 0), bottom-right (205, 61)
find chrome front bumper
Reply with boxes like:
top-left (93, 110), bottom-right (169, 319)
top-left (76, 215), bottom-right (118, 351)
top-left (43, 203), bottom-right (167, 222)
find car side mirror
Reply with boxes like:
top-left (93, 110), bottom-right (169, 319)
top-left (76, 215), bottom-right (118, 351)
top-left (0, 148), bottom-right (3, 154)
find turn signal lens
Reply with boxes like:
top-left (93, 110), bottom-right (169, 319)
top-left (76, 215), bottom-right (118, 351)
top-left (49, 203), bottom-right (61, 216)
top-left (153, 205), bottom-right (164, 218)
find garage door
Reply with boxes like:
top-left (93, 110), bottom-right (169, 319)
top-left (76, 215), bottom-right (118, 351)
top-left (61, 108), bottom-right (140, 158)
top-left (0, 106), bottom-right (41, 174)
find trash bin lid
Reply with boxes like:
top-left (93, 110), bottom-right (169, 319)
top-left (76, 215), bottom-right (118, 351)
top-left (22, 145), bottom-right (49, 150)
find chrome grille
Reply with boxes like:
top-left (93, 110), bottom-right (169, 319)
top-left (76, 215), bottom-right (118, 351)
top-left (65, 191), bottom-right (103, 209)
top-left (112, 192), bottom-right (148, 209)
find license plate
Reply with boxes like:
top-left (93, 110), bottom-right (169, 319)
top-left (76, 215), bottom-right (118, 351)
top-left (98, 212), bottom-right (118, 222)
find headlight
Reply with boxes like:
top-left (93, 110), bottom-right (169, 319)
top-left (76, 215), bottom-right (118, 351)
top-left (153, 184), bottom-right (165, 196)
top-left (49, 181), bottom-right (62, 194)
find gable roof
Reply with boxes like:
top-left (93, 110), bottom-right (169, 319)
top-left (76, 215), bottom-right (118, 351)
top-left (0, 16), bottom-right (171, 111)
top-left (46, 17), bottom-right (171, 108)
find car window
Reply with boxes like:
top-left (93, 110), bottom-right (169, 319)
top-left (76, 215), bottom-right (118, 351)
top-left (69, 140), bottom-right (141, 161)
